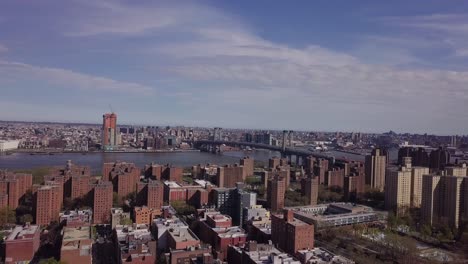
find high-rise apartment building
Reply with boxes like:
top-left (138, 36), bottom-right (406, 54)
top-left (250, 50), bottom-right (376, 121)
top-left (365, 148), bottom-right (387, 191)
top-left (216, 165), bottom-right (244, 188)
top-left (102, 112), bottom-right (117, 151)
top-left (35, 185), bottom-right (61, 225)
top-left (147, 180), bottom-right (164, 210)
top-left (0, 172), bottom-right (33, 209)
top-left (240, 157), bottom-right (254, 179)
top-left (93, 181), bottom-right (113, 224)
top-left (267, 176), bottom-right (285, 212)
top-left (411, 166), bottom-right (430, 208)
top-left (103, 162), bottom-right (140, 198)
top-left (385, 165), bottom-right (412, 217)
top-left (385, 158), bottom-right (430, 216)
top-left (314, 158), bottom-right (329, 185)
top-left (421, 173), bottom-right (467, 228)
top-left (301, 177), bottom-right (319, 206)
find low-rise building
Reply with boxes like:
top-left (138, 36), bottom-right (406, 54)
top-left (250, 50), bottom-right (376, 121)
top-left (297, 248), bottom-right (355, 264)
top-left (4, 224), bottom-right (40, 263)
top-left (114, 224), bottom-right (156, 264)
top-left (227, 241), bottom-right (300, 264)
top-left (59, 209), bottom-right (93, 227)
top-left (289, 203), bottom-right (387, 229)
top-left (60, 226), bottom-right (93, 264)
top-left (111, 208), bottom-right (131, 228)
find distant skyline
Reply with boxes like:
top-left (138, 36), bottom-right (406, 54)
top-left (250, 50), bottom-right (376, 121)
top-left (1, 0), bottom-right (468, 134)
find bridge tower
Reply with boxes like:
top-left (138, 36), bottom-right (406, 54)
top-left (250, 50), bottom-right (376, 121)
top-left (282, 130), bottom-right (288, 152)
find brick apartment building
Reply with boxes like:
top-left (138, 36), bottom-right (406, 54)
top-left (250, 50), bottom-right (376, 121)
top-left (103, 162), bottom-right (140, 198)
top-left (35, 184), bottom-right (61, 225)
top-left (136, 179), bottom-right (164, 209)
top-left (267, 176), bottom-right (285, 213)
top-left (93, 181), bottom-right (113, 224)
top-left (301, 176), bottom-right (319, 206)
top-left (271, 210), bottom-right (314, 257)
top-left (4, 224), bottom-right (40, 263)
top-left (197, 213), bottom-right (247, 260)
top-left (0, 171), bottom-right (33, 209)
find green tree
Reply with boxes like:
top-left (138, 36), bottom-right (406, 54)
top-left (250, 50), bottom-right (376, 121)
top-left (19, 214), bottom-right (34, 224)
top-left (39, 257), bottom-right (67, 264)
top-left (171, 201), bottom-right (196, 216)
top-left (120, 217), bottom-right (133, 226)
top-left (0, 207), bottom-right (16, 227)
top-left (245, 176), bottom-right (261, 185)
top-left (420, 224), bottom-right (432, 238)
top-left (113, 192), bottom-right (121, 207)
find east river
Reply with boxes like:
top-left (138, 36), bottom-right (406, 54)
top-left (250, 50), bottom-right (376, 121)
top-left (0, 149), bottom-right (371, 174)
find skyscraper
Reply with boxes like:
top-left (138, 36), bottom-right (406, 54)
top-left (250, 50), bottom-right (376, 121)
top-left (365, 148), bottom-right (387, 191)
top-left (102, 112), bottom-right (117, 151)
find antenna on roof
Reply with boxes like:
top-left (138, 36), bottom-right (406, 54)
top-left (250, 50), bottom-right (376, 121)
top-left (109, 104), bottom-right (114, 113)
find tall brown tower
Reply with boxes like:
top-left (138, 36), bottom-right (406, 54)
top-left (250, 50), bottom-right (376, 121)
top-left (102, 113), bottom-right (117, 150)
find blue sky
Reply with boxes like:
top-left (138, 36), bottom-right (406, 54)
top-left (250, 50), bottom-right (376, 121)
top-left (1, 0), bottom-right (468, 134)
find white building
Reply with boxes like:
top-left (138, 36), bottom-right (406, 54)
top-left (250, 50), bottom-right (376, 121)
top-left (0, 140), bottom-right (20, 152)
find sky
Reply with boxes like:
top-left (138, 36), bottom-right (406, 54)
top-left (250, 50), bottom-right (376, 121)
top-left (0, 0), bottom-right (468, 135)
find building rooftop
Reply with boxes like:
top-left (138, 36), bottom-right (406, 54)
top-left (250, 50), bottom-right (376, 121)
top-left (164, 181), bottom-right (182, 188)
top-left (207, 213), bottom-right (231, 223)
top-left (232, 243), bottom-right (299, 264)
top-left (214, 226), bottom-right (247, 238)
top-left (61, 226), bottom-right (92, 251)
top-left (168, 227), bottom-right (199, 243)
top-left (194, 179), bottom-right (214, 187)
top-left (6, 225), bottom-right (39, 241)
top-left (297, 247), bottom-right (355, 264)
top-left (116, 224), bottom-right (151, 241)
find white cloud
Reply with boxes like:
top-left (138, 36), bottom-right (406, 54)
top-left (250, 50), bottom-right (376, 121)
top-left (0, 60), bottom-right (154, 95)
top-left (380, 14), bottom-right (468, 58)
top-left (2, 1), bottom-right (468, 133)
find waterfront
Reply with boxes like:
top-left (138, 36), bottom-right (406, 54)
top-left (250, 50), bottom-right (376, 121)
top-left (0, 148), bottom-right (371, 174)
top-left (0, 150), bottom-right (281, 174)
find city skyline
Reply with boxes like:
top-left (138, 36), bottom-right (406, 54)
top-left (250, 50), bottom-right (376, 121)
top-left (1, 1), bottom-right (468, 134)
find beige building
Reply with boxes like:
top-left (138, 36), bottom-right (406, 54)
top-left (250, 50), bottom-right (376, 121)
top-left (385, 165), bottom-right (412, 217)
top-left (445, 164), bottom-right (467, 177)
top-left (365, 148), bottom-right (387, 191)
top-left (421, 173), bottom-right (467, 229)
top-left (411, 166), bottom-right (430, 208)
top-left (385, 157), bottom-right (430, 217)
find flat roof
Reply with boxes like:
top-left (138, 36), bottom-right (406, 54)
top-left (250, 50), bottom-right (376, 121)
top-left (6, 225), bottom-right (39, 241)
top-left (168, 228), bottom-right (199, 243)
top-left (164, 181), bottom-right (181, 188)
top-left (63, 226), bottom-right (91, 241)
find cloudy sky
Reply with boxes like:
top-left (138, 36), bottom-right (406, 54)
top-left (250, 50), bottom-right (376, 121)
top-left (0, 0), bottom-right (467, 134)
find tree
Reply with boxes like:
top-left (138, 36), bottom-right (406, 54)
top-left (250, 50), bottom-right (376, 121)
top-left (38, 257), bottom-right (67, 264)
top-left (0, 207), bottom-right (16, 227)
top-left (113, 192), bottom-right (121, 207)
top-left (19, 214), bottom-right (34, 224)
top-left (245, 176), bottom-right (261, 185)
top-left (120, 217), bottom-right (133, 226)
top-left (420, 224), bottom-right (432, 238)
top-left (171, 201), bottom-right (196, 216)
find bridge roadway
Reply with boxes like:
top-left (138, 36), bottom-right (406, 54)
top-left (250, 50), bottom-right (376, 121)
top-left (187, 140), bottom-right (347, 162)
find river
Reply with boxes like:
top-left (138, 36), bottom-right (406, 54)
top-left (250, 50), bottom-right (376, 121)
top-left (0, 150), bottom-right (281, 174)
top-left (0, 148), bottom-right (396, 174)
